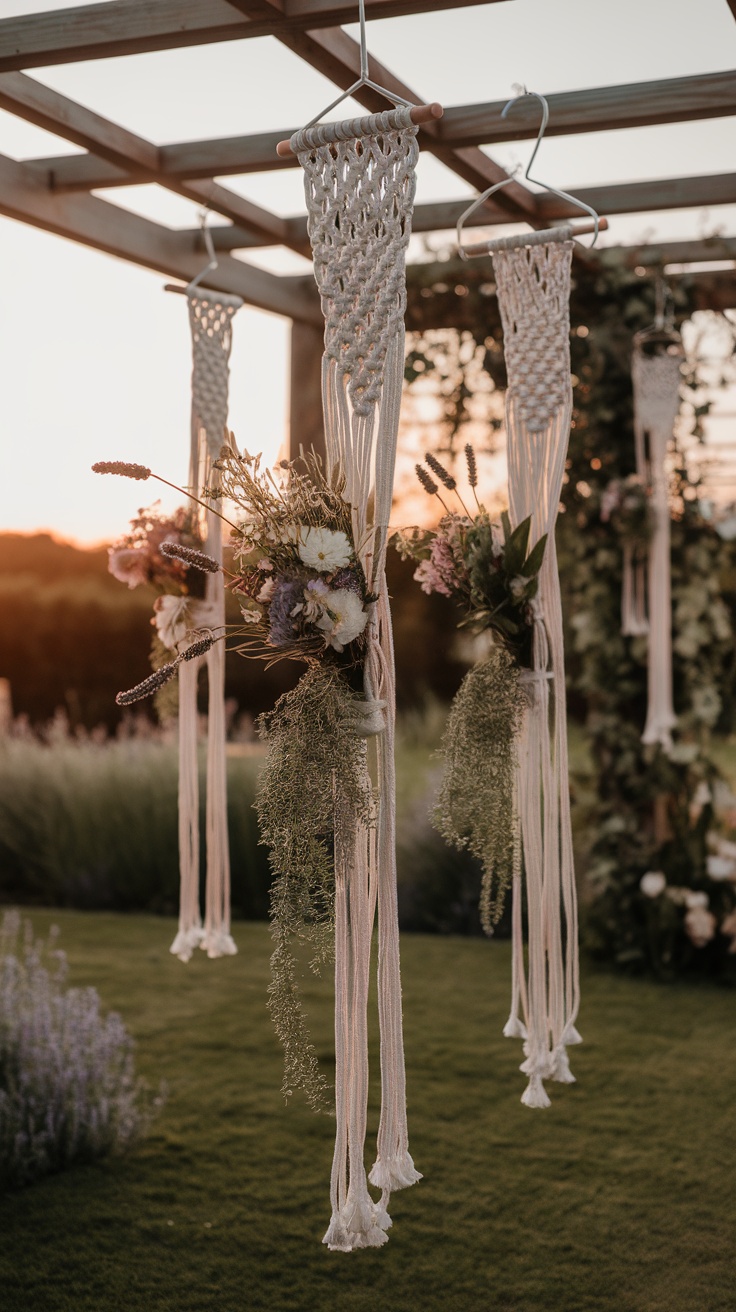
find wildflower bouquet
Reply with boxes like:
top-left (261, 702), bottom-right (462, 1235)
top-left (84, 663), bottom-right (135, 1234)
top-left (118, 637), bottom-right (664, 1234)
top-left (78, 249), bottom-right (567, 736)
top-left (107, 503), bottom-right (210, 712)
top-left (395, 447), bottom-right (548, 930)
top-left (94, 445), bottom-right (379, 1109)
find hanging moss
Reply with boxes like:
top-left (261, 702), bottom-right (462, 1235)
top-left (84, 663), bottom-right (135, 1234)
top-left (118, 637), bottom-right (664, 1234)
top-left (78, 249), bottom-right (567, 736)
top-left (433, 646), bottom-right (526, 932)
top-left (256, 664), bottom-right (374, 1110)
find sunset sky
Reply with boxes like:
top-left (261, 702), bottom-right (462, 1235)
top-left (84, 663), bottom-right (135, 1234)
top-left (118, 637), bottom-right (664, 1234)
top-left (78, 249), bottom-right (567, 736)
top-left (1, 0), bottom-right (735, 544)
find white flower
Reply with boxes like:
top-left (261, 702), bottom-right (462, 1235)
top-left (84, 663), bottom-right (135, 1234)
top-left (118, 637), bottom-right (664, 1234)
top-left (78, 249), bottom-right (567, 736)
top-left (240, 606), bottom-right (260, 624)
top-left (153, 595), bottom-right (190, 651)
top-left (298, 526), bottom-right (352, 573)
top-left (316, 587), bottom-right (368, 651)
top-left (684, 890), bottom-right (709, 910)
top-left (706, 854), bottom-right (736, 881)
top-left (257, 577), bottom-right (276, 604)
top-left (684, 905), bottom-right (717, 948)
top-left (509, 575), bottom-right (528, 599)
top-left (640, 871), bottom-right (666, 898)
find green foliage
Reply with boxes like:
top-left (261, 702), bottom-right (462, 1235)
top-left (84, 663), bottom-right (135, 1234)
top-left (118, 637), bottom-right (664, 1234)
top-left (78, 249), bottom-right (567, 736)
top-left (256, 665), bottom-right (374, 1110)
top-left (2, 911), bottom-right (736, 1312)
top-left (433, 647), bottom-right (525, 931)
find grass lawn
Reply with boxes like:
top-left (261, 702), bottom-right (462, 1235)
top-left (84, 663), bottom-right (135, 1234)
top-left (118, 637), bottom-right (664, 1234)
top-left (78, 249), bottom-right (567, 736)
top-left (1, 911), bottom-right (734, 1312)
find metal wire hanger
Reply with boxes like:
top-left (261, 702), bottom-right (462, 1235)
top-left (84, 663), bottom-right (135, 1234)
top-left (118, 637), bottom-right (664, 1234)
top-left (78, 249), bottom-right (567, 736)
top-left (276, 0), bottom-right (442, 156)
top-left (163, 209), bottom-right (242, 304)
top-left (456, 86), bottom-right (607, 260)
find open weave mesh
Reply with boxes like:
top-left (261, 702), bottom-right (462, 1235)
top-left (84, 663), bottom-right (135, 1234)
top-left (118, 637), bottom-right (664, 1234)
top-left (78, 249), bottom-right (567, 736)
top-left (187, 292), bottom-right (242, 455)
top-left (492, 241), bottom-right (573, 432)
top-left (296, 109), bottom-right (419, 416)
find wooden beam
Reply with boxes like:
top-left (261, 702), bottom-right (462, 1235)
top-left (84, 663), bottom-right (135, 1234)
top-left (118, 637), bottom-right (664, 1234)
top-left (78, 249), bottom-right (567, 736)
top-left (24, 69), bottom-right (736, 194)
top-left (0, 0), bottom-right (505, 72)
top-left (289, 321), bottom-right (326, 461)
top-left (0, 73), bottom-right (294, 248)
top-left (0, 152), bottom-right (320, 323)
top-left (538, 173), bottom-right (736, 220)
top-left (438, 71), bottom-right (736, 147)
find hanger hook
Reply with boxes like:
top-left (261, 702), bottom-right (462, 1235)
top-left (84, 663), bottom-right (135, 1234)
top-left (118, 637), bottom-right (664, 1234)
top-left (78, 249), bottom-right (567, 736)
top-left (503, 88), bottom-right (601, 248)
top-left (186, 207), bottom-right (218, 295)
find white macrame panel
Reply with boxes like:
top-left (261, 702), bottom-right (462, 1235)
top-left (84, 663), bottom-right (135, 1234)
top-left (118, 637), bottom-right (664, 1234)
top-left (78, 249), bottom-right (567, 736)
top-left (295, 107), bottom-right (421, 1252)
top-left (170, 290), bottom-right (241, 963)
top-left (492, 239), bottom-right (581, 1109)
top-left (632, 349), bottom-right (681, 751)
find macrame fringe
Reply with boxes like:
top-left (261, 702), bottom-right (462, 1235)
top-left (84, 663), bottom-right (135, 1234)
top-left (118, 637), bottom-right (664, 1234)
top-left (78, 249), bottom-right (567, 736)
top-left (171, 291), bottom-right (241, 961)
top-left (631, 349), bottom-right (682, 751)
top-left (493, 239), bottom-right (581, 1109)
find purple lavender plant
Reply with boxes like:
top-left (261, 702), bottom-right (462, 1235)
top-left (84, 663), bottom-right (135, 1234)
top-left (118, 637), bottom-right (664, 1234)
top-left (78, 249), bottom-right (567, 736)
top-left (0, 912), bottom-right (161, 1190)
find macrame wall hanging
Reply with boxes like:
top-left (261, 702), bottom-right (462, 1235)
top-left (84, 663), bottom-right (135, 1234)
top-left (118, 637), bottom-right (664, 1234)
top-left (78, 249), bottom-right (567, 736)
top-left (280, 82), bottom-right (443, 1248)
top-left (629, 318), bottom-right (683, 751)
top-left (165, 250), bottom-right (243, 963)
top-left (450, 89), bottom-right (608, 1108)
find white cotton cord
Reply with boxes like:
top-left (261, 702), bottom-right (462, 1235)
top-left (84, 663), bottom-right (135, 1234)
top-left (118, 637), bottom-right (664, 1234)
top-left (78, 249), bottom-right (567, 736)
top-left (621, 541), bottom-right (650, 636)
top-left (632, 350), bottom-right (681, 751)
top-left (168, 293), bottom-right (240, 963)
top-left (493, 238), bottom-right (581, 1107)
top-left (170, 655), bottom-right (204, 962)
top-left (200, 494), bottom-right (236, 959)
top-left (299, 120), bottom-right (420, 1248)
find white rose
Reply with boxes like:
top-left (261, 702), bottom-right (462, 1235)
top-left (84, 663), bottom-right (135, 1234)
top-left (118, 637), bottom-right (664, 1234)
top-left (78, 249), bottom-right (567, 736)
top-left (640, 871), bottom-right (666, 898)
top-left (298, 526), bottom-right (352, 573)
top-left (315, 587), bottom-right (368, 651)
top-left (153, 595), bottom-right (190, 651)
top-left (684, 890), bottom-right (709, 909)
top-left (706, 855), bottom-right (736, 881)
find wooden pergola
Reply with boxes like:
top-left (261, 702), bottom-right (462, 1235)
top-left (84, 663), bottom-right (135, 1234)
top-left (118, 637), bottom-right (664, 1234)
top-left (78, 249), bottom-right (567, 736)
top-left (1, 0), bottom-right (735, 452)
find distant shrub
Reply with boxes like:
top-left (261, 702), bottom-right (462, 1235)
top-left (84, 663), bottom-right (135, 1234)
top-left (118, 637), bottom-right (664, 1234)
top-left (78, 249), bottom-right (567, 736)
top-left (0, 911), bottom-right (159, 1190)
top-left (0, 715), bottom-right (270, 917)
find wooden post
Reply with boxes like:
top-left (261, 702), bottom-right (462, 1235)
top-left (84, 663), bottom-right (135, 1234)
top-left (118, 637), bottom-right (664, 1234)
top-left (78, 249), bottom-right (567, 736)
top-left (289, 319), bottom-right (325, 463)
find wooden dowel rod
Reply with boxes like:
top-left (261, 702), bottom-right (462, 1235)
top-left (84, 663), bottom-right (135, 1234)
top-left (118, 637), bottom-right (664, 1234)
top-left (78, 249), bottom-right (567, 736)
top-left (462, 216), bottom-right (609, 258)
top-left (276, 102), bottom-right (443, 156)
top-left (163, 283), bottom-right (189, 295)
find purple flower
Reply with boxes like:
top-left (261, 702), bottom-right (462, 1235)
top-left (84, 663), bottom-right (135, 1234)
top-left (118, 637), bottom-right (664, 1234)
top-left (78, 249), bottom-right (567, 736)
top-left (330, 567), bottom-right (363, 595)
top-left (268, 576), bottom-right (306, 647)
top-left (414, 534), bottom-right (461, 598)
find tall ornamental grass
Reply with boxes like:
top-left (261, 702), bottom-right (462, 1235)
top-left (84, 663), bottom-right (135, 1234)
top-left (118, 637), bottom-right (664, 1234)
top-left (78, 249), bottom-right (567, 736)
top-left (0, 911), bottom-right (158, 1190)
top-left (0, 715), bottom-right (269, 917)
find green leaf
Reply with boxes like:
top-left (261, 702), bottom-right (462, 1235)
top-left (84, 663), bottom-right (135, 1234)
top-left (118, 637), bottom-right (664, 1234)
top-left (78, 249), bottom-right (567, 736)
top-left (520, 533), bottom-right (548, 579)
top-left (502, 516), bottom-right (531, 577)
top-left (501, 510), bottom-right (512, 543)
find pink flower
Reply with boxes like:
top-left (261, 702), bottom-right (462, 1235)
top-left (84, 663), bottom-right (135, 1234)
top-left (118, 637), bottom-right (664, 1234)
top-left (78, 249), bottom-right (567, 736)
top-left (108, 547), bottom-right (150, 589)
top-left (684, 905), bottom-right (717, 948)
top-left (414, 533), bottom-right (461, 598)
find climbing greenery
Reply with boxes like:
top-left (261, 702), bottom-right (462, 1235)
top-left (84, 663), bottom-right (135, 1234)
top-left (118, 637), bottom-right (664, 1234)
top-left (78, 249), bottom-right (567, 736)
top-left (255, 665), bottom-right (374, 1110)
top-left (404, 249), bottom-right (736, 978)
top-left (433, 646), bottom-right (526, 933)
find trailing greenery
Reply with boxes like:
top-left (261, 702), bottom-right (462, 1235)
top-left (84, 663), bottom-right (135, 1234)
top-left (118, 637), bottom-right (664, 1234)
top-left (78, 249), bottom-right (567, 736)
top-left (433, 647), bottom-right (526, 931)
top-left (404, 250), bottom-right (736, 978)
top-left (255, 665), bottom-right (374, 1110)
top-left (1, 910), bottom-right (735, 1312)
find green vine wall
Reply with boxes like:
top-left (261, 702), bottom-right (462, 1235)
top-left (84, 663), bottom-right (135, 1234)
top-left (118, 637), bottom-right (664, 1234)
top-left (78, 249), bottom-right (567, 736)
top-left (404, 251), bottom-right (736, 979)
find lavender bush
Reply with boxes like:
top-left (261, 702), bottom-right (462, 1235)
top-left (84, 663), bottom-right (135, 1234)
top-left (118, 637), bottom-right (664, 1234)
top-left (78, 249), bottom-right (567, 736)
top-left (0, 911), bottom-right (158, 1190)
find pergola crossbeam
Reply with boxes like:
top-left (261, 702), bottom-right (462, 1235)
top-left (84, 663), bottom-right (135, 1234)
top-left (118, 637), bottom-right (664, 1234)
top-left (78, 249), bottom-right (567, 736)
top-left (0, 0), bottom-right (505, 72)
top-left (0, 152), bottom-right (320, 323)
top-left (0, 73), bottom-right (295, 249)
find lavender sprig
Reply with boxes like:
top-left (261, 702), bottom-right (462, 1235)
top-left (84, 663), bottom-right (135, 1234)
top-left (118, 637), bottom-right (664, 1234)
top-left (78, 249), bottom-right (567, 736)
top-left (92, 461), bottom-right (151, 481)
top-left (425, 452), bottom-right (457, 491)
top-left (116, 635), bottom-right (217, 705)
top-left (160, 542), bottom-right (221, 573)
